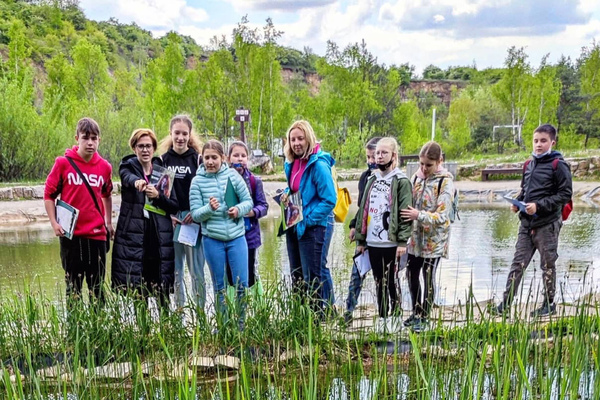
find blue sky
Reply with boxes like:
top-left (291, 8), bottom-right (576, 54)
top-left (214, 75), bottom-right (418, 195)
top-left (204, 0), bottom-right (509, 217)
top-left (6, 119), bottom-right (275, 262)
top-left (79, 0), bottom-right (600, 74)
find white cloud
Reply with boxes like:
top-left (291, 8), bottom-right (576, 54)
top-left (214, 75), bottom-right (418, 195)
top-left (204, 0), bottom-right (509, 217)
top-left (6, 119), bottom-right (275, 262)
top-left (433, 14), bottom-right (445, 23)
top-left (80, 0), bottom-right (209, 32)
top-left (223, 0), bottom-right (336, 11)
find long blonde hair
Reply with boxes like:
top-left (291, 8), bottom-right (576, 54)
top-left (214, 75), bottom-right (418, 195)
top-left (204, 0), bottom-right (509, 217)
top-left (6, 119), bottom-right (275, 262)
top-left (283, 120), bottom-right (318, 162)
top-left (157, 114), bottom-right (203, 154)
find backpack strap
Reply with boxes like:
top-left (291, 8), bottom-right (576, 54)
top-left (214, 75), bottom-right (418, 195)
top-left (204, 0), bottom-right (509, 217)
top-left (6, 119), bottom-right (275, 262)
top-left (437, 176), bottom-right (445, 198)
top-left (552, 158), bottom-right (559, 170)
top-left (249, 173), bottom-right (257, 197)
top-left (523, 159), bottom-right (532, 173)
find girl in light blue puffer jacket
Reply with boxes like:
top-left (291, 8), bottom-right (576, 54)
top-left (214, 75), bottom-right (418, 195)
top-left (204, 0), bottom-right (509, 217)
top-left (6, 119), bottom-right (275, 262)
top-left (190, 140), bottom-right (253, 329)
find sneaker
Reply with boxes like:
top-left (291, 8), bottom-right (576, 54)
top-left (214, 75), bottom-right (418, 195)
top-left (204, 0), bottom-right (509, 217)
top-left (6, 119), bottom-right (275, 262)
top-left (403, 314), bottom-right (419, 327)
top-left (411, 318), bottom-right (428, 333)
top-left (530, 302), bottom-right (556, 318)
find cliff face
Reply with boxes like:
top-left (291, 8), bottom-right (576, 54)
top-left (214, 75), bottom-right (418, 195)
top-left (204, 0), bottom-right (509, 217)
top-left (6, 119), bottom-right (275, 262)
top-left (400, 80), bottom-right (469, 106)
top-left (280, 67), bottom-right (466, 105)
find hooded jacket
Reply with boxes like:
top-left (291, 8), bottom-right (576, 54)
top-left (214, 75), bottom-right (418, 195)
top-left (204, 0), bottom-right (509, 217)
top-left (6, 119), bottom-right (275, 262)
top-left (518, 151), bottom-right (573, 229)
top-left (354, 167), bottom-right (412, 247)
top-left (239, 168), bottom-right (269, 249)
top-left (189, 163), bottom-right (253, 242)
top-left (44, 146), bottom-right (113, 241)
top-left (407, 167), bottom-right (454, 258)
top-left (111, 155), bottom-right (178, 290)
top-left (160, 147), bottom-right (200, 212)
top-left (284, 148), bottom-right (337, 239)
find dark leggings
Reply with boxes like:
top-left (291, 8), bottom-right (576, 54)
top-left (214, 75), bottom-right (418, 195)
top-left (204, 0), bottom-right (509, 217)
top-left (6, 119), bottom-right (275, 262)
top-left (406, 254), bottom-right (440, 318)
top-left (368, 246), bottom-right (400, 318)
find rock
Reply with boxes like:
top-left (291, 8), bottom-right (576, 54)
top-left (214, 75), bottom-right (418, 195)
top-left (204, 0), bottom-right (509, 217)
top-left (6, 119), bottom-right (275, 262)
top-left (169, 362), bottom-right (194, 379)
top-left (214, 355), bottom-right (240, 370)
top-left (0, 188), bottom-right (13, 200)
top-left (189, 356), bottom-right (215, 369)
top-left (591, 156), bottom-right (600, 168)
top-left (578, 160), bottom-right (590, 171)
top-left (574, 170), bottom-right (588, 178)
top-left (23, 187), bottom-right (34, 198)
top-left (85, 362), bottom-right (132, 379)
top-left (261, 159), bottom-right (274, 174)
top-left (32, 185), bottom-right (45, 199)
top-left (569, 162), bottom-right (578, 173)
top-left (13, 187), bottom-right (25, 198)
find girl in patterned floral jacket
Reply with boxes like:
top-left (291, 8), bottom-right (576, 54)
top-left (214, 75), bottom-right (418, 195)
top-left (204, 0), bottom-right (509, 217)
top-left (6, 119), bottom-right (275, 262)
top-left (400, 141), bottom-right (455, 331)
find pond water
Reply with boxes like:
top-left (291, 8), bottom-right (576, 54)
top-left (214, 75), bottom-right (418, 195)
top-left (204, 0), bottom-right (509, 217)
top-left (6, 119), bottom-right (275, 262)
top-left (1, 203), bottom-right (600, 308)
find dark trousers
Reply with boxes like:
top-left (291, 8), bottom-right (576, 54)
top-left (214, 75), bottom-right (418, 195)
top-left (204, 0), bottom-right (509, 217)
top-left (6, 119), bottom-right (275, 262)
top-left (406, 254), bottom-right (440, 318)
top-left (227, 247), bottom-right (257, 287)
top-left (503, 220), bottom-right (561, 305)
top-left (286, 225), bottom-right (326, 309)
top-left (368, 246), bottom-right (399, 318)
top-left (60, 236), bottom-right (106, 305)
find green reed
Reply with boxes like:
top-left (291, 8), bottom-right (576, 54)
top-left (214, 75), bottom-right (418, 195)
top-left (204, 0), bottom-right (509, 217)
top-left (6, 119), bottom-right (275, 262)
top-left (0, 281), bottom-right (599, 399)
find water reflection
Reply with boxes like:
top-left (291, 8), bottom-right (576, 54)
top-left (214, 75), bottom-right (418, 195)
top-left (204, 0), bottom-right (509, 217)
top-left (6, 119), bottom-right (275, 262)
top-left (1, 205), bottom-right (600, 306)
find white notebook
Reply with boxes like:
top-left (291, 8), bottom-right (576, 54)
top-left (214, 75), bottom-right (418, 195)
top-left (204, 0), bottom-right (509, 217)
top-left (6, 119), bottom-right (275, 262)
top-left (56, 199), bottom-right (79, 240)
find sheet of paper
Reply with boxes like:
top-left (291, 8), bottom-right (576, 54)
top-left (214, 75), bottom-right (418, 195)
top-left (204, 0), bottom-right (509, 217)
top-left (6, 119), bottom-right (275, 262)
top-left (353, 250), bottom-right (371, 278)
top-left (177, 223), bottom-right (200, 247)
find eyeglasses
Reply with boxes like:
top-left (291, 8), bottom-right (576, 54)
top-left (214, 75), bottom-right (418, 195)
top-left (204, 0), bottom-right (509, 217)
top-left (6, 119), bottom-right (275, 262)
top-left (136, 144), bottom-right (153, 151)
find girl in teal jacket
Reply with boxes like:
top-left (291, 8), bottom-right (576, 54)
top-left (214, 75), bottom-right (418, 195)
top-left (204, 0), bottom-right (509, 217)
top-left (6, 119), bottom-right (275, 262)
top-left (190, 140), bottom-right (253, 329)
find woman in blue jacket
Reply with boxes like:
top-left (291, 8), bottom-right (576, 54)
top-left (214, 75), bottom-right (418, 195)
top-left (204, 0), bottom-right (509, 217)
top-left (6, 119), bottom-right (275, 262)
top-left (189, 140), bottom-right (253, 329)
top-left (283, 120), bottom-right (336, 312)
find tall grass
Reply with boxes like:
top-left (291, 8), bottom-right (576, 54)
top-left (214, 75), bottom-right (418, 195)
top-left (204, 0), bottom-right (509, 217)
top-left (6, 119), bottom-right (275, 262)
top-left (0, 282), bottom-right (598, 399)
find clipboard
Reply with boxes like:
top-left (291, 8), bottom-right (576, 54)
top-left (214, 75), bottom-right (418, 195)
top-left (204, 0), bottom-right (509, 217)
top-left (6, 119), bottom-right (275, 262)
top-left (56, 199), bottom-right (79, 240)
top-left (225, 177), bottom-right (240, 208)
top-left (353, 250), bottom-right (371, 278)
top-left (503, 195), bottom-right (537, 217)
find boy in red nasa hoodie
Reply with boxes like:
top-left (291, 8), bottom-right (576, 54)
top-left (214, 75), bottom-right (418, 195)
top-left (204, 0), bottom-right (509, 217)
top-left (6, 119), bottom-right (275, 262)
top-left (44, 117), bottom-right (114, 305)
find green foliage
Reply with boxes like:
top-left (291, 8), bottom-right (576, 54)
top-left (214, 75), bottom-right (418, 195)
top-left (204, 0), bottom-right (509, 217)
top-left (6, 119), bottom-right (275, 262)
top-left (0, 1), bottom-right (600, 180)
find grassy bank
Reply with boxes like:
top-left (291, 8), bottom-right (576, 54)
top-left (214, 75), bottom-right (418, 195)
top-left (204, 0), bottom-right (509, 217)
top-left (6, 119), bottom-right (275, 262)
top-left (0, 282), bottom-right (599, 399)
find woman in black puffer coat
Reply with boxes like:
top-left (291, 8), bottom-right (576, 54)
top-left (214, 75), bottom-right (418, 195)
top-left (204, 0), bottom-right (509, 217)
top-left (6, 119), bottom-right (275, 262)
top-left (112, 128), bottom-right (178, 308)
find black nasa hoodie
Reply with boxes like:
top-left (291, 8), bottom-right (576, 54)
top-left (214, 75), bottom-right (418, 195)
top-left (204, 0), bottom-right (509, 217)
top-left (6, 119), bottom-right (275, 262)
top-left (161, 148), bottom-right (200, 212)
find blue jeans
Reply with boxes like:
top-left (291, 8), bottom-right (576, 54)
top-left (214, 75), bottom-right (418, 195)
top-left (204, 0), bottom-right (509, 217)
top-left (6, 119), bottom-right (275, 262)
top-left (286, 225), bottom-right (326, 310)
top-left (203, 236), bottom-right (248, 324)
top-left (345, 250), bottom-right (364, 313)
top-left (320, 213), bottom-right (335, 309)
top-left (173, 233), bottom-right (206, 310)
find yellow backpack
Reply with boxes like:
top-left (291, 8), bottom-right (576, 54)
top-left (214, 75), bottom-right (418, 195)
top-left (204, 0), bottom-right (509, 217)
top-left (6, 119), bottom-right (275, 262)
top-left (332, 166), bottom-right (352, 223)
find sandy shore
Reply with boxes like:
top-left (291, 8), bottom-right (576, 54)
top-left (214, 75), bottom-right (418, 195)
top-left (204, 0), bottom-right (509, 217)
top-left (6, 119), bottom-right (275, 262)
top-left (1, 179), bottom-right (599, 226)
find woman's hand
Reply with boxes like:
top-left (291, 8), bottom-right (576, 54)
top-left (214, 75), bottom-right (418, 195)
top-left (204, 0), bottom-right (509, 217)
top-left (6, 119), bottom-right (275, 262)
top-left (228, 207), bottom-right (239, 219)
top-left (401, 206), bottom-right (420, 221)
top-left (145, 185), bottom-right (159, 199)
top-left (356, 245), bottom-right (366, 254)
top-left (525, 202), bottom-right (537, 215)
top-left (182, 213), bottom-right (194, 224)
top-left (209, 197), bottom-right (220, 211)
top-left (348, 228), bottom-right (356, 242)
top-left (245, 209), bottom-right (255, 218)
top-left (511, 205), bottom-right (519, 213)
top-left (134, 179), bottom-right (147, 192)
top-left (280, 192), bottom-right (288, 206)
